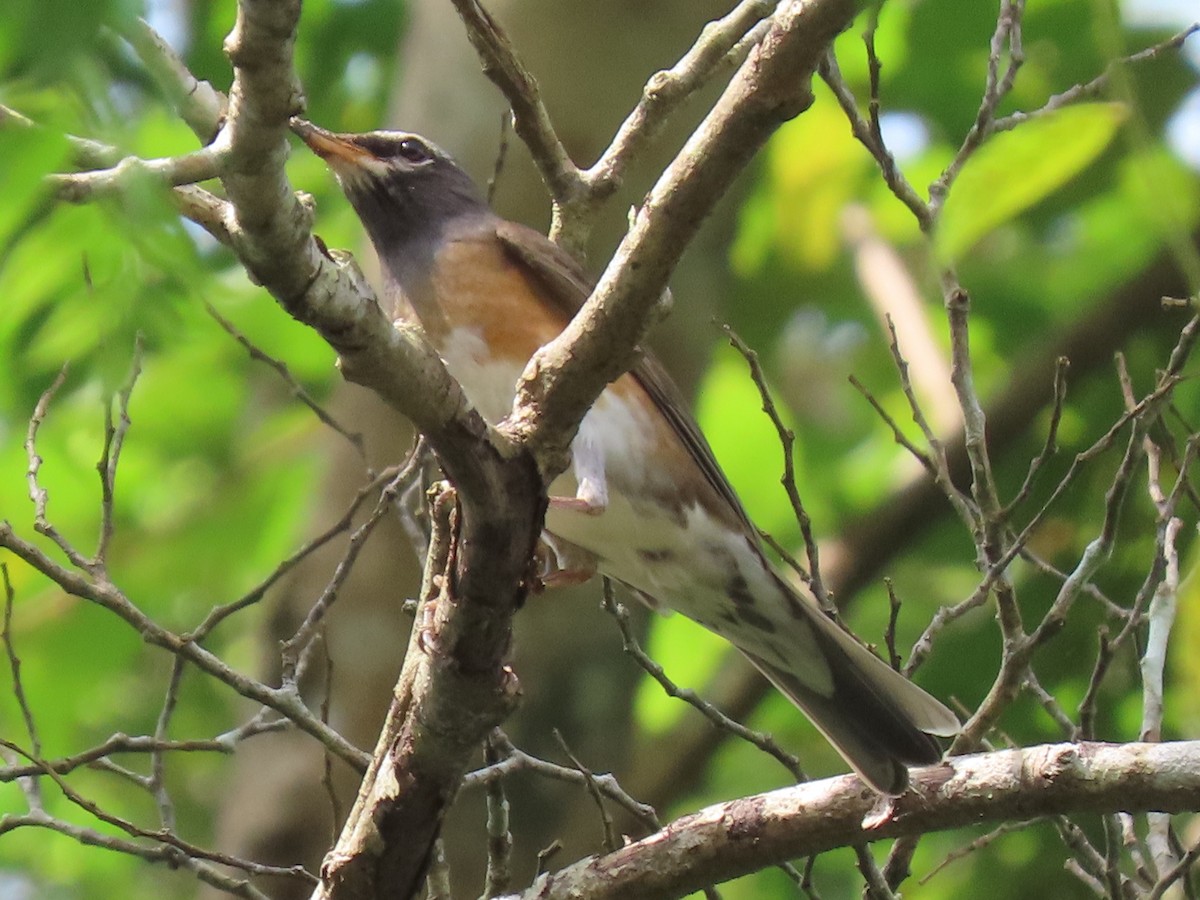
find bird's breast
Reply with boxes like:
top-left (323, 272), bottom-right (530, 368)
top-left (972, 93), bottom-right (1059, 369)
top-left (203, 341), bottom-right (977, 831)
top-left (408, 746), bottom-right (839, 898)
top-left (438, 325), bottom-right (527, 424)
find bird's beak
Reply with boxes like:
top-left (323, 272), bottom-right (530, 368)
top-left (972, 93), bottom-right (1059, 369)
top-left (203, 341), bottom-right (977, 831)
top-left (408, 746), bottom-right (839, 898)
top-left (290, 118), bottom-right (374, 166)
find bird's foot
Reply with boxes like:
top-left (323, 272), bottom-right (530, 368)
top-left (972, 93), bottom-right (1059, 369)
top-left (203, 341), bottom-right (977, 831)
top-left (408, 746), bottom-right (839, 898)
top-left (531, 536), bottom-right (597, 592)
top-left (548, 495), bottom-right (605, 516)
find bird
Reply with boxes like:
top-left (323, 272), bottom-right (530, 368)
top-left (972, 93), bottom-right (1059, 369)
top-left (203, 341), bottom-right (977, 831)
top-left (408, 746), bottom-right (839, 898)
top-left (291, 118), bottom-right (959, 795)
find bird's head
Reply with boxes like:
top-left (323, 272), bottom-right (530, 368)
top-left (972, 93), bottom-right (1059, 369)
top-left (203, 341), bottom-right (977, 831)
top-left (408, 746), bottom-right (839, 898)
top-left (291, 118), bottom-right (492, 275)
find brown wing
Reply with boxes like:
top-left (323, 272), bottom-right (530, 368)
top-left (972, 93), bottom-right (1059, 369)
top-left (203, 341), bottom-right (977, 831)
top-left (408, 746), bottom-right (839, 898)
top-left (494, 220), bottom-right (756, 535)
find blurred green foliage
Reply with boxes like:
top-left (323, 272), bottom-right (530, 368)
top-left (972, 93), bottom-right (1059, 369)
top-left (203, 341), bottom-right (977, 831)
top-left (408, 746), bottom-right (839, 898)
top-left (1, 0), bottom-right (1199, 898)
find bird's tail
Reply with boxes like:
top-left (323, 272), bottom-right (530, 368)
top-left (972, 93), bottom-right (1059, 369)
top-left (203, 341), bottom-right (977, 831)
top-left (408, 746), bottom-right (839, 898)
top-left (742, 577), bottom-right (959, 795)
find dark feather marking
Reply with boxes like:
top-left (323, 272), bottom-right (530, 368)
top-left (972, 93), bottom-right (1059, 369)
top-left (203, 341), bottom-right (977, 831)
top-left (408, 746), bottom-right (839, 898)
top-left (781, 588), bottom-right (814, 621)
top-left (728, 573), bottom-right (776, 634)
top-left (638, 548), bottom-right (674, 563)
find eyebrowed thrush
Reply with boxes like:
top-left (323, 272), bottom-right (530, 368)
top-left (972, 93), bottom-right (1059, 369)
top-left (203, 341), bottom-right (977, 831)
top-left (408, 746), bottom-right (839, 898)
top-left (292, 119), bottom-right (958, 795)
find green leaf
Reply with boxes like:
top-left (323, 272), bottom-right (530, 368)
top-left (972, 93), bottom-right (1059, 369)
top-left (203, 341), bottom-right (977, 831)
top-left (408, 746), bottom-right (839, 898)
top-left (0, 122), bottom-right (69, 248)
top-left (936, 102), bottom-right (1128, 263)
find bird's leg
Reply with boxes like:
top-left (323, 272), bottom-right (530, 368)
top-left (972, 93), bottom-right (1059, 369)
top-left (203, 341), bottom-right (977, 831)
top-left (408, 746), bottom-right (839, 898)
top-left (532, 534), bottom-right (597, 591)
top-left (548, 429), bottom-right (607, 515)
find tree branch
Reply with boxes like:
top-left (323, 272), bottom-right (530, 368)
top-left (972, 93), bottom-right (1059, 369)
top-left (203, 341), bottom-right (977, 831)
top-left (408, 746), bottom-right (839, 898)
top-left (512, 742), bottom-right (1200, 900)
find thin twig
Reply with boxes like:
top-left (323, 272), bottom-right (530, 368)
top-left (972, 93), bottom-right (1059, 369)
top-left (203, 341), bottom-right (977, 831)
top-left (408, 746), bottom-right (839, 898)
top-left (848, 374), bottom-right (938, 480)
top-left (1000, 356), bottom-right (1069, 522)
top-left (426, 840), bottom-right (452, 900)
top-left (486, 111), bottom-right (512, 206)
top-left (94, 337), bottom-right (144, 567)
top-left (149, 656), bottom-right (187, 831)
top-left (190, 463), bottom-right (404, 640)
top-left (1055, 815), bottom-right (1111, 896)
top-left (319, 635), bottom-right (343, 846)
top-left (883, 314), bottom-right (979, 529)
top-left (723, 324), bottom-right (827, 607)
top-left (1023, 671), bottom-right (1077, 739)
top-left (601, 580), bottom-right (806, 782)
top-left (481, 733), bottom-right (514, 897)
top-left (204, 300), bottom-right (367, 464)
top-left (1, 565), bottom-right (42, 809)
top-left (993, 24), bottom-right (1200, 134)
top-left (1147, 838), bottom-right (1200, 900)
top-left (883, 579), bottom-right (903, 672)
top-left (463, 731), bottom-right (659, 833)
top-left (0, 738), bottom-right (314, 892)
top-left (278, 458), bottom-right (425, 680)
top-left (1078, 628), bottom-right (1114, 741)
top-left (553, 729), bottom-right (620, 854)
top-left (921, 818), bottom-right (1043, 884)
top-left (819, 52), bottom-right (930, 229)
top-left (25, 366), bottom-right (93, 571)
top-left (928, 0), bottom-right (1026, 215)
top-left (855, 844), bottom-right (898, 900)
top-left (0, 523), bottom-right (369, 771)
top-left (447, 0), bottom-right (580, 204)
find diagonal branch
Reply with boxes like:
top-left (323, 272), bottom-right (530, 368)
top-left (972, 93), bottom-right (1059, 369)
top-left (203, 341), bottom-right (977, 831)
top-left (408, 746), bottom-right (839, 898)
top-left (511, 0), bottom-right (860, 476)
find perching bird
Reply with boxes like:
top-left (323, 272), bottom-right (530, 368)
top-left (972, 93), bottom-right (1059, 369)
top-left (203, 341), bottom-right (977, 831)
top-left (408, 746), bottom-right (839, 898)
top-left (292, 119), bottom-right (958, 794)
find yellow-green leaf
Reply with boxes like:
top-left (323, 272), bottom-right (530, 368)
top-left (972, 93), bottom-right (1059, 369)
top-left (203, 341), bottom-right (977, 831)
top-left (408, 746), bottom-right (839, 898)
top-left (936, 102), bottom-right (1128, 262)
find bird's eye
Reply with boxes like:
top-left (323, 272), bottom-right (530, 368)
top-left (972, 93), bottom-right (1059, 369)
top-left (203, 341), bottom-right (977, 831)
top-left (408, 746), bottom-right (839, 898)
top-left (396, 138), bottom-right (431, 164)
